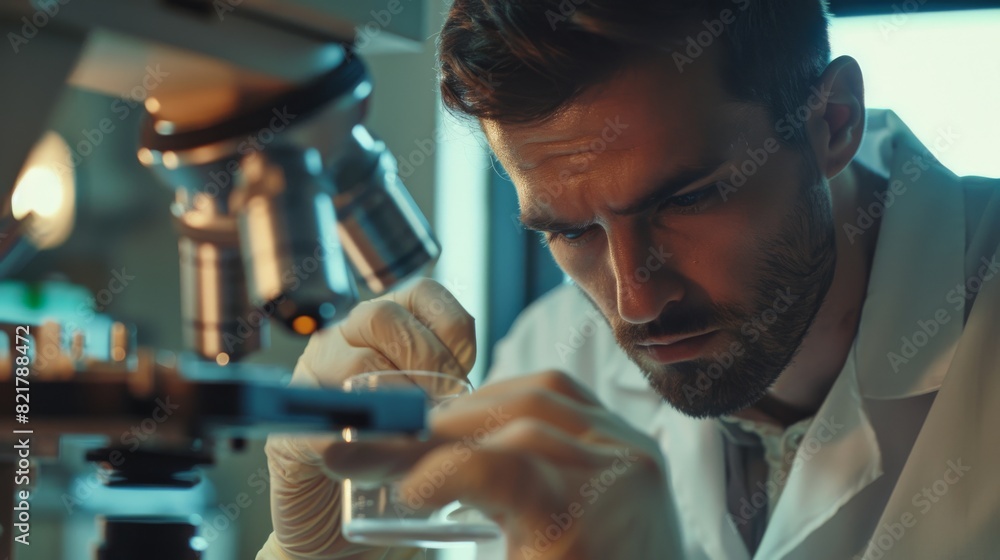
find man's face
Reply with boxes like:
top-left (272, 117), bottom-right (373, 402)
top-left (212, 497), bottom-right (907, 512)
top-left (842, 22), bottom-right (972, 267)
top-left (484, 52), bottom-right (837, 418)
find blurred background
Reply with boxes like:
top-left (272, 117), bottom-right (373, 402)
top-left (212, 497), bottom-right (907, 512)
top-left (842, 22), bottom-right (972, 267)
top-left (0, 0), bottom-right (998, 559)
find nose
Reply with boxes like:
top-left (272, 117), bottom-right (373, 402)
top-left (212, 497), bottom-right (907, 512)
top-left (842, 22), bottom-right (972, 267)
top-left (609, 230), bottom-right (684, 324)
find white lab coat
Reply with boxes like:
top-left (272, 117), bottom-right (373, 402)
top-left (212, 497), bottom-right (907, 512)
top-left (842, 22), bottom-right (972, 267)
top-left (477, 109), bottom-right (1000, 560)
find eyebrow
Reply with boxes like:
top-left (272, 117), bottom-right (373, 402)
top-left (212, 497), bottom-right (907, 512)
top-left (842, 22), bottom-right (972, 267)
top-left (519, 160), bottom-right (728, 232)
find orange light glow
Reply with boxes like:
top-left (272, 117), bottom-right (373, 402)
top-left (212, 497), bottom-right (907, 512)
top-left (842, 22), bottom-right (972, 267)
top-left (292, 315), bottom-right (318, 335)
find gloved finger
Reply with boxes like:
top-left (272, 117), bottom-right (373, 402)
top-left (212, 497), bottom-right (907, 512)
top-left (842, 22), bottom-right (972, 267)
top-left (265, 434), bottom-right (340, 478)
top-left (298, 303), bottom-right (465, 386)
top-left (263, 435), bottom-right (352, 560)
top-left (289, 353), bottom-right (323, 388)
top-left (383, 279), bottom-right (475, 369)
top-left (338, 299), bottom-right (472, 376)
top-left (383, 278), bottom-right (476, 373)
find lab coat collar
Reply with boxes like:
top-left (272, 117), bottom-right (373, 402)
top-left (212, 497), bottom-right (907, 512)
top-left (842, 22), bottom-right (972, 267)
top-left (612, 109), bottom-right (965, 559)
top-left (753, 341), bottom-right (883, 559)
top-left (750, 110), bottom-right (965, 557)
top-left (851, 109), bottom-right (965, 399)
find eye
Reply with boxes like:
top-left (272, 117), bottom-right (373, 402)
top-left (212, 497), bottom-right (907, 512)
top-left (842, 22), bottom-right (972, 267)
top-left (659, 184), bottom-right (717, 214)
top-left (672, 191), bottom-right (709, 207)
top-left (543, 226), bottom-right (594, 247)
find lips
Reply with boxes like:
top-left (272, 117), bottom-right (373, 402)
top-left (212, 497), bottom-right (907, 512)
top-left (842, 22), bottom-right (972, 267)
top-left (638, 328), bottom-right (718, 347)
top-left (637, 329), bottom-right (719, 364)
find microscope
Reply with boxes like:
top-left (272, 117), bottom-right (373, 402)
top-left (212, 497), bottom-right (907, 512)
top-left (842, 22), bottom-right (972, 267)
top-left (0, 1), bottom-right (437, 557)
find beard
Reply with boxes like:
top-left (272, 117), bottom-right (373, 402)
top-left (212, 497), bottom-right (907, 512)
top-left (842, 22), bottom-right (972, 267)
top-left (586, 174), bottom-right (837, 418)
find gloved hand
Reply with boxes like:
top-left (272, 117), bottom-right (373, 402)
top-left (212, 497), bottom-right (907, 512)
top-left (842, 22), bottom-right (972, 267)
top-left (326, 370), bottom-right (685, 560)
top-left (256, 278), bottom-right (476, 560)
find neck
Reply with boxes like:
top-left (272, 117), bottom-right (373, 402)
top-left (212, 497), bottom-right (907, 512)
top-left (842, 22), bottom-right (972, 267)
top-left (737, 161), bottom-right (887, 428)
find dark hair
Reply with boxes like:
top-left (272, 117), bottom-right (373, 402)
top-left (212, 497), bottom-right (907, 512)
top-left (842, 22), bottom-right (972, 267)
top-left (438, 0), bottom-right (831, 147)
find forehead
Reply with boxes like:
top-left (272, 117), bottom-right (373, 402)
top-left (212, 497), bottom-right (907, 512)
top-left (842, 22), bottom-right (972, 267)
top-left (483, 50), bottom-right (751, 186)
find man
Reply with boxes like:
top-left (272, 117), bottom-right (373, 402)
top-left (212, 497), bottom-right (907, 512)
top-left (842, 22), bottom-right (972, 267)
top-left (258, 1), bottom-right (1000, 558)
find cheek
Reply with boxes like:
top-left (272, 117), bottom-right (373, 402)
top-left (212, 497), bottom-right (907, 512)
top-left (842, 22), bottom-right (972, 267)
top-left (673, 223), bottom-right (755, 306)
top-left (686, 155), bottom-right (806, 303)
top-left (550, 239), bottom-right (618, 316)
top-left (651, 165), bottom-right (805, 307)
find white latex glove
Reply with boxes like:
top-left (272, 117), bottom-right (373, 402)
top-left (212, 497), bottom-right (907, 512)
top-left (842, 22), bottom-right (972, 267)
top-left (256, 278), bottom-right (476, 560)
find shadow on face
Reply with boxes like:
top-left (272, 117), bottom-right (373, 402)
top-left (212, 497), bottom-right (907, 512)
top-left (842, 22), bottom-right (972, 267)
top-left (485, 48), bottom-right (837, 418)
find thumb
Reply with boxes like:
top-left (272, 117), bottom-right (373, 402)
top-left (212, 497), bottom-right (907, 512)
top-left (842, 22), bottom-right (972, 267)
top-left (263, 435), bottom-right (350, 560)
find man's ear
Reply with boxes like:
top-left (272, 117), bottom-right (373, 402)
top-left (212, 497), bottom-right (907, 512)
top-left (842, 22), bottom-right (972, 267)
top-left (807, 55), bottom-right (866, 180)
